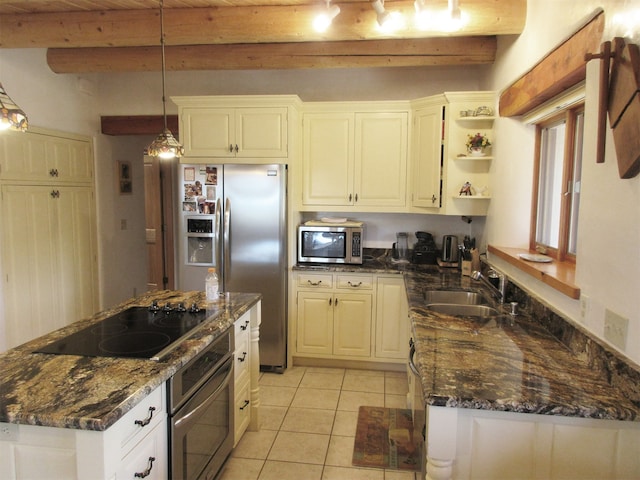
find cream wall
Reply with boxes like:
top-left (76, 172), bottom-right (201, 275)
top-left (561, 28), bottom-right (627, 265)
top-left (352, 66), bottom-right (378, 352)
top-left (486, 0), bottom-right (640, 364)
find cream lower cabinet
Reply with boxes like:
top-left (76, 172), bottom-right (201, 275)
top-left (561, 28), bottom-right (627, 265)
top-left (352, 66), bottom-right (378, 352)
top-left (374, 275), bottom-right (409, 361)
top-left (301, 107), bottom-right (408, 211)
top-left (0, 384), bottom-right (167, 480)
top-left (233, 302), bottom-right (261, 445)
top-left (295, 273), bottom-right (373, 359)
top-left (294, 272), bottom-right (408, 364)
top-left (424, 405), bottom-right (640, 480)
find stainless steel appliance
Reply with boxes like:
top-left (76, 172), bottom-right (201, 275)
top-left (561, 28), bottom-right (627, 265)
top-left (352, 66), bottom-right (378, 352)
top-left (297, 221), bottom-right (364, 264)
top-left (441, 235), bottom-right (459, 262)
top-left (168, 327), bottom-right (234, 480)
top-left (35, 302), bottom-right (210, 361)
top-left (177, 164), bottom-right (287, 370)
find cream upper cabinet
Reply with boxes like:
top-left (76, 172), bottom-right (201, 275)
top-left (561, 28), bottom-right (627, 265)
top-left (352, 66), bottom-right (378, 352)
top-left (0, 130), bottom-right (93, 184)
top-left (173, 95), bottom-right (301, 160)
top-left (411, 100), bottom-right (444, 210)
top-left (180, 107), bottom-right (288, 158)
top-left (301, 104), bottom-right (409, 211)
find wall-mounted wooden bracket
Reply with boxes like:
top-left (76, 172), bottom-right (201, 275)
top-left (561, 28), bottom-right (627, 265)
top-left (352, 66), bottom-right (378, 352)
top-left (586, 37), bottom-right (640, 178)
top-left (585, 40), bottom-right (613, 164)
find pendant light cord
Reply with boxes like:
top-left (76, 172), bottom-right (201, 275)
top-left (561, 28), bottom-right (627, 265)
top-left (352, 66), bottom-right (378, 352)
top-left (160, 0), bottom-right (168, 131)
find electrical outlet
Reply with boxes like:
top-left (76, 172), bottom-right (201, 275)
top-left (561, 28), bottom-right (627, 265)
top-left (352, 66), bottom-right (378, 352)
top-left (580, 294), bottom-right (589, 321)
top-left (604, 309), bottom-right (628, 350)
top-left (0, 422), bottom-right (18, 441)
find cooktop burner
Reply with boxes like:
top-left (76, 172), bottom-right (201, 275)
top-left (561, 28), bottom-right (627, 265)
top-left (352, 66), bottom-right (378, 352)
top-left (35, 302), bottom-right (210, 360)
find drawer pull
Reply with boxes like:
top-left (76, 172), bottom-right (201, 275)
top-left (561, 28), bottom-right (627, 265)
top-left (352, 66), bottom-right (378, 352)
top-left (240, 320), bottom-right (249, 331)
top-left (49, 168), bottom-right (59, 177)
top-left (237, 351), bottom-right (247, 362)
top-left (239, 400), bottom-right (250, 410)
top-left (50, 190), bottom-right (60, 198)
top-left (134, 406), bottom-right (156, 427)
top-left (307, 280), bottom-right (323, 286)
top-left (134, 457), bottom-right (156, 478)
top-left (348, 281), bottom-right (363, 287)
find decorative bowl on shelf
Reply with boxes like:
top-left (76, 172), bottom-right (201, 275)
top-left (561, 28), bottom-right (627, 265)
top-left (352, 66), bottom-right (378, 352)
top-left (469, 147), bottom-right (486, 156)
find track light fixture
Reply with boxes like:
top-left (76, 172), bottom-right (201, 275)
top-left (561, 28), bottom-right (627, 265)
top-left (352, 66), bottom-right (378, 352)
top-left (414, 0), bottom-right (467, 32)
top-left (146, 0), bottom-right (184, 160)
top-left (0, 82), bottom-right (28, 132)
top-left (313, 0), bottom-right (341, 33)
top-left (371, 0), bottom-right (404, 32)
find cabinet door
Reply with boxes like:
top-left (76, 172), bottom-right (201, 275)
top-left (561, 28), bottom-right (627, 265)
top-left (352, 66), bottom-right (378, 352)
top-left (333, 293), bottom-right (372, 357)
top-left (236, 107), bottom-right (288, 157)
top-left (181, 108), bottom-right (234, 157)
top-left (355, 112), bottom-right (408, 207)
top-left (302, 113), bottom-right (354, 206)
top-left (296, 291), bottom-right (333, 355)
top-left (375, 276), bottom-right (409, 360)
top-left (412, 105), bottom-right (443, 208)
top-left (0, 130), bottom-right (93, 184)
top-left (1, 185), bottom-right (98, 349)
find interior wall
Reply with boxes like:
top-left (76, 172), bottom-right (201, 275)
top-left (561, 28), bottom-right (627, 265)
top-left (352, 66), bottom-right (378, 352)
top-left (486, 0), bottom-right (640, 364)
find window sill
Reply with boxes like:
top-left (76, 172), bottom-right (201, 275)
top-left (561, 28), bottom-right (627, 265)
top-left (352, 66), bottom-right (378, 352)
top-left (487, 245), bottom-right (580, 299)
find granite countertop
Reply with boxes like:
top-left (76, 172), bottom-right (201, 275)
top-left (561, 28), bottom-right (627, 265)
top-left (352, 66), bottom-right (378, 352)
top-left (404, 271), bottom-right (640, 422)
top-left (0, 289), bottom-right (261, 431)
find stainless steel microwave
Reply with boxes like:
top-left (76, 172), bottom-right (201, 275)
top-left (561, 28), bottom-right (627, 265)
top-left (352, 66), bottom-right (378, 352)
top-left (297, 221), bottom-right (364, 264)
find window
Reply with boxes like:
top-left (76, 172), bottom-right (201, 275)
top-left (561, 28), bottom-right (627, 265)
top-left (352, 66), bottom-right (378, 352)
top-left (531, 105), bottom-right (584, 262)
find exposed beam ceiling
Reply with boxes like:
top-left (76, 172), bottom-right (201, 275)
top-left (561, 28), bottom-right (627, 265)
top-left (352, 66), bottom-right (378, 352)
top-left (0, 0), bottom-right (527, 72)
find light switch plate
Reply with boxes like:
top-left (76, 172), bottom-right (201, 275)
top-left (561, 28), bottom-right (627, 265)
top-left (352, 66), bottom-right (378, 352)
top-left (604, 309), bottom-right (628, 350)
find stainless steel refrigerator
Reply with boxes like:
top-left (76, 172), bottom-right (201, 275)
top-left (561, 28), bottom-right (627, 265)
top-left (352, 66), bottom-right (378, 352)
top-left (177, 163), bottom-right (287, 370)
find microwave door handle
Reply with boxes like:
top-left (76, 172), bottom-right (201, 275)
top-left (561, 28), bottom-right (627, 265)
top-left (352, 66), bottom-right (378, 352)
top-left (224, 198), bottom-right (231, 279)
top-left (215, 198), bottom-right (222, 277)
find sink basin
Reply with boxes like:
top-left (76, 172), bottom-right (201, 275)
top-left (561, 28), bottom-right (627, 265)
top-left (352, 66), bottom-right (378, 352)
top-left (426, 304), bottom-right (499, 318)
top-left (423, 290), bottom-right (489, 305)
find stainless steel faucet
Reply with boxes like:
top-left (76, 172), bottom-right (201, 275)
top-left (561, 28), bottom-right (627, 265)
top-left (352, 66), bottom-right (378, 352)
top-left (471, 270), bottom-right (506, 303)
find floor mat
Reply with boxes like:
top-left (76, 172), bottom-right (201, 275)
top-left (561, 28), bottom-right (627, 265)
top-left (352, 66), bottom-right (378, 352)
top-left (352, 406), bottom-right (421, 472)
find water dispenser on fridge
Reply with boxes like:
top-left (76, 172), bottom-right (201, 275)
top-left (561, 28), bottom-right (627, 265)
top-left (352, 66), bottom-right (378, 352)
top-left (185, 216), bottom-right (215, 265)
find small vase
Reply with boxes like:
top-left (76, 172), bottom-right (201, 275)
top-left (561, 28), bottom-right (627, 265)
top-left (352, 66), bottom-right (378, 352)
top-left (469, 147), bottom-right (485, 157)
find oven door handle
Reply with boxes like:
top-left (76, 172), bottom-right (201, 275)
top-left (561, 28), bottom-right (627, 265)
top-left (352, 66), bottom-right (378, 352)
top-left (174, 357), bottom-right (232, 430)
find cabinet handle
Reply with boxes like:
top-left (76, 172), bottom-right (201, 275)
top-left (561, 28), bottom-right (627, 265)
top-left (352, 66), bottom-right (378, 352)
top-left (229, 144), bottom-right (234, 153)
top-left (240, 319), bottom-right (249, 331)
top-left (134, 406), bottom-right (156, 427)
top-left (239, 399), bottom-right (250, 410)
top-left (348, 193), bottom-right (352, 202)
top-left (134, 457), bottom-right (156, 478)
top-left (355, 193), bottom-right (358, 202)
top-left (50, 190), bottom-right (60, 198)
top-left (307, 280), bottom-right (322, 286)
top-left (237, 351), bottom-right (247, 362)
top-left (347, 281), bottom-right (362, 288)
top-left (49, 168), bottom-right (59, 177)
top-left (431, 194), bottom-right (437, 203)
top-left (334, 298), bottom-right (338, 306)
top-left (234, 144), bottom-right (239, 153)
top-left (329, 298), bottom-right (332, 306)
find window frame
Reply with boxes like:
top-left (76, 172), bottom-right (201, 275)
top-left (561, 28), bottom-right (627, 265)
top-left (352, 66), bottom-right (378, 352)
top-left (530, 103), bottom-right (584, 263)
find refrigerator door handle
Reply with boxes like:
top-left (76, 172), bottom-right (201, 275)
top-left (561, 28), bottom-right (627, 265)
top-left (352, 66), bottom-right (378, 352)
top-left (223, 197), bottom-right (231, 277)
top-left (215, 198), bottom-right (223, 278)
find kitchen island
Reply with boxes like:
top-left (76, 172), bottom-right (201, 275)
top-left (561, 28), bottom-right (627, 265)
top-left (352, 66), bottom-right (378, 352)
top-left (0, 289), bottom-right (261, 479)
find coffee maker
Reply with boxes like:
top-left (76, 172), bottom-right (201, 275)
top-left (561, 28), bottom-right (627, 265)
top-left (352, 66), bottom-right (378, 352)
top-left (412, 231), bottom-right (437, 264)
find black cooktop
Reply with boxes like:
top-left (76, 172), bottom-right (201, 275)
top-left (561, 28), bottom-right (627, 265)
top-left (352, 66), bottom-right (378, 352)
top-left (35, 303), bottom-right (210, 360)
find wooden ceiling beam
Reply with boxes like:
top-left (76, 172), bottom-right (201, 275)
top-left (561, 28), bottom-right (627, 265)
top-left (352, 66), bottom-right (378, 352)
top-left (47, 36), bottom-right (497, 72)
top-left (1, 0), bottom-right (526, 48)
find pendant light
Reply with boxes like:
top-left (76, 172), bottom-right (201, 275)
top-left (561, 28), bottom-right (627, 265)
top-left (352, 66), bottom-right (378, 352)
top-left (0, 82), bottom-right (28, 132)
top-left (147, 0), bottom-right (184, 160)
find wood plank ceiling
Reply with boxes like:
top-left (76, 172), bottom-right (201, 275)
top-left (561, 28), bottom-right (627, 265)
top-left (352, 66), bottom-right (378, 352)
top-left (0, 0), bottom-right (527, 72)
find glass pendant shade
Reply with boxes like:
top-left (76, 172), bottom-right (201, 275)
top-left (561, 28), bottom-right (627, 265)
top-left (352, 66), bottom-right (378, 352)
top-left (147, 127), bottom-right (185, 159)
top-left (0, 82), bottom-right (28, 132)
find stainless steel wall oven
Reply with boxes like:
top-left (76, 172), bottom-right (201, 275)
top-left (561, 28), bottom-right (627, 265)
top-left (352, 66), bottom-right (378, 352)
top-left (167, 328), bottom-right (234, 480)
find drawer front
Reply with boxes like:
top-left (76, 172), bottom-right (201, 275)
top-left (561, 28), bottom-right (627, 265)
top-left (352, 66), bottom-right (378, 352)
top-left (233, 379), bottom-right (251, 446)
top-left (117, 420), bottom-right (167, 479)
top-left (336, 274), bottom-right (374, 290)
top-left (297, 273), bottom-right (334, 289)
top-left (118, 385), bottom-right (166, 452)
top-left (234, 333), bottom-right (250, 384)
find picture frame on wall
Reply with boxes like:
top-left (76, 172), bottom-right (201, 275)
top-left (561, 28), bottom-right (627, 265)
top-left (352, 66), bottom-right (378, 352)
top-left (118, 160), bottom-right (132, 194)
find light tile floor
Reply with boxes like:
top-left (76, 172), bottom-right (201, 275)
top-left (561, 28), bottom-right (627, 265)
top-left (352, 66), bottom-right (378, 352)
top-left (219, 366), bottom-right (417, 480)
